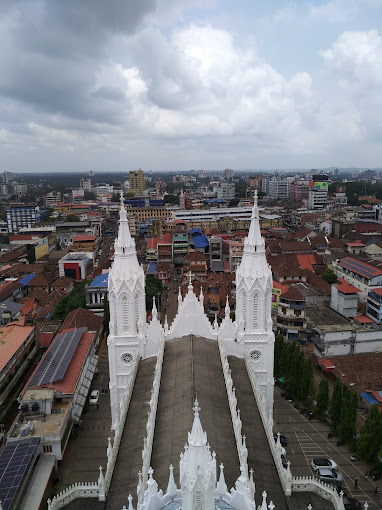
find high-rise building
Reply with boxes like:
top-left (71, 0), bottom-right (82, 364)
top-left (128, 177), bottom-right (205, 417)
top-left (6, 203), bottom-right (41, 233)
top-left (217, 182), bottom-right (235, 201)
top-left (129, 169), bottom-right (145, 194)
top-left (223, 168), bottom-right (235, 179)
top-left (268, 177), bottom-right (292, 200)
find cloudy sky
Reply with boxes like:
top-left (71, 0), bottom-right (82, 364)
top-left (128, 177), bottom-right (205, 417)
top-left (1, 0), bottom-right (381, 172)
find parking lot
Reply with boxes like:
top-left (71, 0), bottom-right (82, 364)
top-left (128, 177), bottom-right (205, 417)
top-left (274, 386), bottom-right (382, 509)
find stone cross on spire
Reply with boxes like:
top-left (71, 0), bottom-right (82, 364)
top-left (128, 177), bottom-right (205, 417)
top-left (192, 398), bottom-right (200, 417)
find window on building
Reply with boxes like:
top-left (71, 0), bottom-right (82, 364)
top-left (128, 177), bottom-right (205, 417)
top-left (43, 445), bottom-right (53, 453)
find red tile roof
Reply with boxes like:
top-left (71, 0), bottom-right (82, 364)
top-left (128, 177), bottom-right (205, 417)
top-left (0, 324), bottom-right (34, 373)
top-left (73, 235), bottom-right (96, 242)
top-left (354, 314), bottom-right (375, 324)
top-left (156, 233), bottom-right (172, 245)
top-left (146, 238), bottom-right (158, 250)
top-left (297, 254), bottom-right (316, 272)
top-left (281, 286), bottom-right (304, 301)
top-left (336, 278), bottom-right (361, 294)
top-left (370, 287), bottom-right (382, 296)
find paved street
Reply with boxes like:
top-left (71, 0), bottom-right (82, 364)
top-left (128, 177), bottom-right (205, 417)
top-left (274, 386), bottom-right (382, 509)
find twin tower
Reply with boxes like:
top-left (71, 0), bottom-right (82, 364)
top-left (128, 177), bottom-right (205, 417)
top-left (107, 192), bottom-right (274, 431)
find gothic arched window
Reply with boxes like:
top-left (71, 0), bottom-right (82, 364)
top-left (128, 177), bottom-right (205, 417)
top-left (240, 289), bottom-right (247, 329)
top-left (253, 293), bottom-right (259, 330)
top-left (122, 294), bottom-right (129, 333)
top-left (264, 288), bottom-right (271, 325)
top-left (134, 292), bottom-right (140, 332)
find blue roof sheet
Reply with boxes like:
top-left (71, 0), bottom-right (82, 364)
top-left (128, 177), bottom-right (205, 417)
top-left (190, 229), bottom-right (209, 248)
top-left (147, 262), bottom-right (157, 274)
top-left (361, 392), bottom-right (377, 405)
top-left (19, 273), bottom-right (36, 286)
top-left (89, 273), bottom-right (109, 288)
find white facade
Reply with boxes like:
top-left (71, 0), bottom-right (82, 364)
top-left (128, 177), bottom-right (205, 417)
top-left (268, 178), bottom-right (291, 200)
top-left (308, 188), bottom-right (328, 210)
top-left (217, 182), bottom-right (235, 201)
top-left (234, 191), bottom-right (275, 422)
top-left (107, 196), bottom-right (147, 431)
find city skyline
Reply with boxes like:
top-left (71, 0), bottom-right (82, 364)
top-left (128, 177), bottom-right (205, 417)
top-left (1, 0), bottom-right (381, 172)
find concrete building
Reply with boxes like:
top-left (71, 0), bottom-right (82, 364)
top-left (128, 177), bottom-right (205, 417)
top-left (276, 286), bottom-right (307, 341)
top-left (366, 287), bottom-right (382, 322)
top-left (229, 241), bottom-right (244, 272)
top-left (330, 278), bottom-right (360, 317)
top-left (333, 256), bottom-right (382, 302)
top-left (217, 182), bottom-right (235, 202)
top-left (268, 177), bottom-right (292, 200)
top-left (58, 252), bottom-right (93, 280)
top-left (172, 231), bottom-right (189, 265)
top-left (86, 272), bottom-right (109, 311)
top-left (6, 203), bottom-right (41, 233)
top-left (129, 169), bottom-right (145, 194)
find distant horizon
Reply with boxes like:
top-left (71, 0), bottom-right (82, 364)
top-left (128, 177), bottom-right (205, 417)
top-left (15, 166), bottom-right (382, 176)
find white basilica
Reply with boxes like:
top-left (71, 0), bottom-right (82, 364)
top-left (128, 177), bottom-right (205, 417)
top-left (48, 193), bottom-right (345, 510)
top-left (107, 191), bottom-right (275, 432)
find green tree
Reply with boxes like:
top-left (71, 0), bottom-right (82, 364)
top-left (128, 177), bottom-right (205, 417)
top-left (145, 275), bottom-right (163, 312)
top-left (302, 355), bottom-right (315, 407)
top-left (103, 294), bottom-right (110, 335)
top-left (357, 405), bottom-right (382, 463)
top-left (51, 281), bottom-right (88, 320)
top-left (84, 191), bottom-right (96, 200)
top-left (338, 389), bottom-right (358, 444)
top-left (66, 214), bottom-right (80, 222)
top-left (274, 334), bottom-right (285, 378)
top-left (329, 378), bottom-right (343, 432)
top-left (322, 268), bottom-right (338, 284)
top-left (316, 378), bottom-right (329, 418)
top-left (229, 198), bottom-right (240, 207)
top-left (164, 194), bottom-right (179, 205)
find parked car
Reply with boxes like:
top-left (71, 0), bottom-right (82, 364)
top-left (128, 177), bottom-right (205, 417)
top-left (311, 458), bottom-right (338, 471)
top-left (273, 433), bottom-right (288, 447)
top-left (89, 390), bottom-right (99, 405)
top-left (343, 497), bottom-right (361, 510)
top-left (316, 468), bottom-right (344, 483)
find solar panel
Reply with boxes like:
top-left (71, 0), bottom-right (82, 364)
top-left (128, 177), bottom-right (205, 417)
top-left (28, 327), bottom-right (86, 388)
top-left (0, 437), bottom-right (40, 510)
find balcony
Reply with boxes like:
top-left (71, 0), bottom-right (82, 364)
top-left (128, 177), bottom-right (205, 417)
top-left (368, 291), bottom-right (382, 304)
top-left (279, 300), bottom-right (305, 310)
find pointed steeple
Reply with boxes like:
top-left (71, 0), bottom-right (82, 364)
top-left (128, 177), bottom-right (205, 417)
top-left (225, 295), bottom-right (230, 318)
top-left (152, 296), bottom-right (157, 321)
top-left (188, 399), bottom-right (207, 446)
top-left (114, 190), bottom-right (135, 255)
top-left (246, 190), bottom-right (264, 251)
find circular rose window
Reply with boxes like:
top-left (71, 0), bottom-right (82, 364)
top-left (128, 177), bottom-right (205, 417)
top-left (250, 350), bottom-right (261, 362)
top-left (121, 352), bottom-right (133, 365)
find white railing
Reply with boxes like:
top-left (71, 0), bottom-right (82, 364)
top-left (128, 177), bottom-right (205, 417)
top-left (47, 482), bottom-right (100, 510)
top-left (217, 336), bottom-right (248, 478)
top-left (137, 336), bottom-right (165, 507)
top-left (292, 476), bottom-right (347, 510)
top-left (105, 356), bottom-right (140, 493)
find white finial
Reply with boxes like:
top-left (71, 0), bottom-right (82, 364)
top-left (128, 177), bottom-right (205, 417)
top-left (188, 270), bottom-right (192, 286)
top-left (128, 494), bottom-right (134, 510)
top-left (148, 466), bottom-right (154, 479)
top-left (199, 286), bottom-right (204, 302)
top-left (193, 398), bottom-right (200, 417)
top-left (120, 188), bottom-right (124, 205)
top-left (268, 503), bottom-right (275, 510)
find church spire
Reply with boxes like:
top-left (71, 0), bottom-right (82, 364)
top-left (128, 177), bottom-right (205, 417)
top-left (245, 190), bottom-right (265, 251)
top-left (114, 190), bottom-right (135, 255)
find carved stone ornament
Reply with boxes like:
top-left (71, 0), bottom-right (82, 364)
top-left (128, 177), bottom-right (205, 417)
top-left (121, 352), bottom-right (134, 365)
top-left (249, 349), bottom-right (262, 362)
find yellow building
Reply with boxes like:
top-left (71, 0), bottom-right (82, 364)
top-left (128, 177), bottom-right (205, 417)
top-left (129, 170), bottom-right (145, 194)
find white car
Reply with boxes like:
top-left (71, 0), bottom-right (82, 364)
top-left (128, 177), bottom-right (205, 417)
top-left (311, 458), bottom-right (338, 471)
top-left (317, 468), bottom-right (344, 483)
top-left (89, 390), bottom-right (99, 405)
